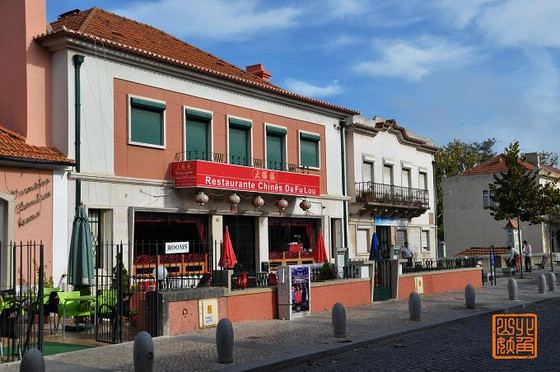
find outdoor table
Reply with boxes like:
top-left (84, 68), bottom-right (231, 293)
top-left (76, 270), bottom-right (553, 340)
top-left (62, 295), bottom-right (95, 338)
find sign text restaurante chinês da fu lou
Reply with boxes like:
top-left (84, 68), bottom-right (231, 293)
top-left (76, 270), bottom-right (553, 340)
top-left (171, 161), bottom-right (320, 196)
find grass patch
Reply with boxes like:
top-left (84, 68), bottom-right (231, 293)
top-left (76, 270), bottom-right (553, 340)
top-left (42, 341), bottom-right (93, 356)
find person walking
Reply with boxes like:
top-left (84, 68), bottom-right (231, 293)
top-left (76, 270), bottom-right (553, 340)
top-left (523, 240), bottom-right (533, 272)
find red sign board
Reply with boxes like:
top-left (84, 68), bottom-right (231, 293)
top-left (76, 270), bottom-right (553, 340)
top-left (171, 161), bottom-right (320, 197)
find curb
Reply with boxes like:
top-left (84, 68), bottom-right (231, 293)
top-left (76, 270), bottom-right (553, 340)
top-left (223, 296), bottom-right (556, 372)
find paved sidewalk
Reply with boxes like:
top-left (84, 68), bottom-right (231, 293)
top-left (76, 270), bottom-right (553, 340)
top-left (1, 269), bottom-right (559, 372)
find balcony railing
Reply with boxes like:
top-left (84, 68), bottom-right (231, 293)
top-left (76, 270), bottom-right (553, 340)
top-left (174, 151), bottom-right (311, 174)
top-left (355, 181), bottom-right (429, 208)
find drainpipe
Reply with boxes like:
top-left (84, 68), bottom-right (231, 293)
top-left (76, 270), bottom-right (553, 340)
top-left (73, 55), bottom-right (85, 209)
top-left (340, 120), bottom-right (349, 266)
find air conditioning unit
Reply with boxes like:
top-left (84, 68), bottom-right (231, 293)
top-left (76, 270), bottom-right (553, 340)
top-left (199, 299), bottom-right (218, 327)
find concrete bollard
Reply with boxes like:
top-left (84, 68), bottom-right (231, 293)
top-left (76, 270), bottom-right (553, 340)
top-left (508, 278), bottom-right (518, 300)
top-left (216, 318), bottom-right (234, 364)
top-left (331, 302), bottom-right (347, 338)
top-left (409, 292), bottom-right (421, 321)
top-left (20, 349), bottom-right (45, 372)
top-left (546, 272), bottom-right (556, 292)
top-left (134, 331), bottom-right (154, 372)
top-left (465, 284), bottom-right (475, 309)
top-left (538, 274), bottom-right (547, 294)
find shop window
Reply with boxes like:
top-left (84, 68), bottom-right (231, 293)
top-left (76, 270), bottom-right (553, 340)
top-left (299, 132), bottom-right (320, 168)
top-left (129, 97), bottom-right (166, 148)
top-left (185, 108), bottom-right (211, 160)
top-left (396, 229), bottom-right (407, 248)
top-left (266, 126), bottom-right (286, 170)
top-left (229, 117), bottom-right (252, 166)
top-left (268, 218), bottom-right (319, 254)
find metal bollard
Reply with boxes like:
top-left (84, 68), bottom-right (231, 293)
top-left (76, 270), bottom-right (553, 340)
top-left (465, 284), bottom-right (475, 309)
top-left (134, 331), bottom-right (154, 372)
top-left (20, 349), bottom-right (45, 372)
top-left (409, 292), bottom-right (421, 321)
top-left (546, 272), bottom-right (556, 292)
top-left (538, 274), bottom-right (547, 294)
top-left (331, 302), bottom-right (347, 338)
top-left (216, 318), bottom-right (234, 364)
top-left (508, 278), bottom-right (518, 300)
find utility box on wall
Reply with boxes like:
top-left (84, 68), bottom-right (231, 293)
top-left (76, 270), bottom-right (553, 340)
top-left (199, 299), bottom-right (218, 327)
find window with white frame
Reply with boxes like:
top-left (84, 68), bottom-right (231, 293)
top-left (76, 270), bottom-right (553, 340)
top-left (299, 132), bottom-right (320, 168)
top-left (383, 164), bottom-right (393, 185)
top-left (401, 168), bottom-right (411, 188)
top-left (266, 125), bottom-right (287, 170)
top-left (185, 108), bottom-right (211, 160)
top-left (129, 97), bottom-right (166, 147)
top-left (419, 172), bottom-right (428, 190)
top-left (396, 229), bottom-right (407, 248)
top-left (483, 190), bottom-right (496, 208)
top-left (356, 227), bottom-right (369, 254)
top-left (362, 161), bottom-right (373, 183)
top-left (229, 117), bottom-right (252, 166)
top-left (422, 230), bottom-right (430, 251)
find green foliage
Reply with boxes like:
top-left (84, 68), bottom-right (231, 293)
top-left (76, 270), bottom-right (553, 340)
top-left (112, 263), bottom-right (130, 291)
top-left (319, 262), bottom-right (334, 280)
top-left (489, 141), bottom-right (546, 224)
top-left (435, 138), bottom-right (497, 240)
top-left (538, 151), bottom-right (559, 167)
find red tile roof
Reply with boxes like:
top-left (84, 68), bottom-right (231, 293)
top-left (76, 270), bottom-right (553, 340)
top-left (0, 125), bottom-right (74, 165)
top-left (456, 246), bottom-right (509, 257)
top-left (459, 155), bottom-right (535, 176)
top-left (37, 8), bottom-right (359, 115)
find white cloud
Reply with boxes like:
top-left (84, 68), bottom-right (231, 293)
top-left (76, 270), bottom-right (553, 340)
top-left (477, 0), bottom-right (560, 48)
top-left (521, 49), bottom-right (560, 118)
top-left (112, 0), bottom-right (302, 40)
top-left (432, 0), bottom-right (495, 29)
top-left (354, 37), bottom-right (477, 81)
top-left (284, 79), bottom-right (342, 98)
top-left (324, 0), bottom-right (371, 19)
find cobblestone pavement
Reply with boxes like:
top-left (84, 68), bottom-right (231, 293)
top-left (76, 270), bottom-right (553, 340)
top-left (0, 269), bottom-right (559, 372)
top-left (287, 296), bottom-right (560, 371)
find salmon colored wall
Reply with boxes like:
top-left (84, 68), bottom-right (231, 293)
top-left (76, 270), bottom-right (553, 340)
top-left (397, 269), bottom-right (482, 299)
top-left (168, 299), bottom-right (200, 335)
top-left (114, 79), bottom-right (327, 193)
top-left (0, 167), bottom-right (54, 282)
top-left (226, 290), bottom-right (277, 323)
top-left (312, 281), bottom-right (372, 311)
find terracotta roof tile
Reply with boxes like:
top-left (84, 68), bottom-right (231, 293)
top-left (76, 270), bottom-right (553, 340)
top-left (38, 8), bottom-right (358, 115)
top-left (0, 126), bottom-right (74, 165)
top-left (459, 155), bottom-right (535, 176)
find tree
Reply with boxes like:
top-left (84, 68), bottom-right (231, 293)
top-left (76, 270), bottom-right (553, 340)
top-left (489, 141), bottom-right (549, 278)
top-left (538, 151), bottom-right (559, 167)
top-left (434, 138), bottom-right (497, 241)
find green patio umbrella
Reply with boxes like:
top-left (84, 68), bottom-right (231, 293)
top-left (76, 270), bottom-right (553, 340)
top-left (68, 205), bottom-right (95, 287)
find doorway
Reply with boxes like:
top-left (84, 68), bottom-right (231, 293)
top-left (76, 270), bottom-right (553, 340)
top-left (223, 216), bottom-right (256, 273)
top-left (376, 226), bottom-right (391, 259)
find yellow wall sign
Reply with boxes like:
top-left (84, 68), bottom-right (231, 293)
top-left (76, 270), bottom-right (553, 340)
top-left (492, 314), bottom-right (537, 359)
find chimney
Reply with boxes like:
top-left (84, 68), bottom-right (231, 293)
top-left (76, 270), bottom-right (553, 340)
top-left (0, 0), bottom-right (51, 146)
top-left (524, 152), bottom-right (540, 167)
top-left (246, 64), bottom-right (272, 82)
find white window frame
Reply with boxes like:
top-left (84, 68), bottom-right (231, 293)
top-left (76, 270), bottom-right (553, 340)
top-left (298, 130), bottom-right (321, 170)
top-left (264, 123), bottom-right (288, 170)
top-left (227, 115), bottom-right (253, 166)
top-left (183, 106), bottom-right (214, 160)
top-left (127, 94), bottom-right (166, 149)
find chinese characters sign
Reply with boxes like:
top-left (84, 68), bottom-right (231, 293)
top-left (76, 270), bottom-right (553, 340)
top-left (171, 160), bottom-right (320, 197)
top-left (492, 314), bottom-right (537, 359)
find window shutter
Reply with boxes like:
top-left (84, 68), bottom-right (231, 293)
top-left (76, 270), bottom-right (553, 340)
top-left (267, 133), bottom-right (283, 170)
top-left (362, 162), bottom-right (373, 183)
top-left (131, 106), bottom-right (163, 146)
top-left (300, 139), bottom-right (318, 168)
top-left (186, 117), bottom-right (208, 160)
top-left (229, 127), bottom-right (248, 165)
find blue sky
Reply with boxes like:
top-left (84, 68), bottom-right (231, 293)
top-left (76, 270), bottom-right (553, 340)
top-left (47, 0), bottom-right (560, 153)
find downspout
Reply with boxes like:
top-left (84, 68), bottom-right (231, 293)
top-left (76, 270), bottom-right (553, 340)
top-left (73, 55), bottom-right (85, 209)
top-left (340, 120), bottom-right (349, 266)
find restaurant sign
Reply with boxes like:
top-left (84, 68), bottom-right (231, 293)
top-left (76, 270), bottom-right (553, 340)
top-left (171, 161), bottom-right (320, 197)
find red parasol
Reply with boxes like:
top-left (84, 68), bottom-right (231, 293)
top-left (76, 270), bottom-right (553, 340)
top-left (313, 229), bottom-right (328, 263)
top-left (219, 226), bottom-right (238, 269)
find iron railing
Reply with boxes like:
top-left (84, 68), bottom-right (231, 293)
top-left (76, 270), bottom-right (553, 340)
top-left (355, 181), bottom-right (429, 208)
top-left (401, 257), bottom-right (479, 274)
top-left (174, 151), bottom-right (312, 174)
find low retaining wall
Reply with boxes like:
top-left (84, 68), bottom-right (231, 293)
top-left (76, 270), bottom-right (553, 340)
top-left (397, 267), bottom-right (482, 299)
top-left (161, 268), bottom-right (481, 336)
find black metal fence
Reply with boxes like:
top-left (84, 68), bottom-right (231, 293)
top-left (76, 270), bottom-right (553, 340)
top-left (401, 257), bottom-right (479, 274)
top-left (0, 241), bottom-right (44, 363)
top-left (355, 181), bottom-right (429, 207)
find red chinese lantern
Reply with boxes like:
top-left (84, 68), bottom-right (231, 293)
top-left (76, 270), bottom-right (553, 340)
top-left (252, 195), bottom-right (264, 208)
top-left (228, 193), bottom-right (241, 212)
top-left (299, 199), bottom-right (311, 212)
top-left (194, 191), bottom-right (209, 206)
top-left (276, 198), bottom-right (289, 215)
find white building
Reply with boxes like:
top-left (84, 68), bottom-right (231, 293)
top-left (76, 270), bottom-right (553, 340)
top-left (442, 154), bottom-right (560, 257)
top-left (346, 117), bottom-right (438, 261)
